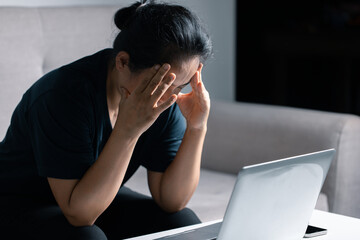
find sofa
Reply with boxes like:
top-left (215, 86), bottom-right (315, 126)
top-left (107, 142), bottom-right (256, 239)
top-left (1, 5), bottom-right (360, 223)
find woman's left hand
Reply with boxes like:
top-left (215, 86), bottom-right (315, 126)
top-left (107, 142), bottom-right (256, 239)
top-left (176, 63), bottom-right (210, 130)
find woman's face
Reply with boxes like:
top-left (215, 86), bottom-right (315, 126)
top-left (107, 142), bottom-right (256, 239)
top-left (128, 57), bottom-right (201, 104)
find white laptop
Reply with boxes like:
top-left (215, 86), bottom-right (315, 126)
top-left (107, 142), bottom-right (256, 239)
top-left (156, 149), bottom-right (335, 240)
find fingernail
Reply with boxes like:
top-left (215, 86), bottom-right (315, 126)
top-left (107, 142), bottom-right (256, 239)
top-left (154, 65), bottom-right (161, 70)
top-left (163, 64), bottom-right (170, 70)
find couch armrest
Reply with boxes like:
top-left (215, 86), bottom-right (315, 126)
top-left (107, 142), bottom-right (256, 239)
top-left (203, 100), bottom-right (360, 218)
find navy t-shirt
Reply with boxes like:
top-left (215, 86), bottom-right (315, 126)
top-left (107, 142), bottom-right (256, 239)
top-left (0, 49), bottom-right (186, 197)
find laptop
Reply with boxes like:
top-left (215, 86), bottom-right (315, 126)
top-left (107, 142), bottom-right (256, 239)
top-left (155, 149), bottom-right (335, 240)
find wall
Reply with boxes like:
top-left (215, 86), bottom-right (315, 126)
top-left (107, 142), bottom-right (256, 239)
top-left (0, 0), bottom-right (236, 101)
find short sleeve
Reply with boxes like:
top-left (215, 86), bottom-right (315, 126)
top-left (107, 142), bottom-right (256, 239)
top-left (141, 104), bottom-right (186, 172)
top-left (27, 90), bottom-right (95, 179)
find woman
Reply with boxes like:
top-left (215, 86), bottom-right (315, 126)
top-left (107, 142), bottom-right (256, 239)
top-left (0, 0), bottom-right (212, 239)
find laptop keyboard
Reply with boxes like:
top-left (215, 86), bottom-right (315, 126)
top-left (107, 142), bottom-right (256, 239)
top-left (154, 222), bottom-right (222, 240)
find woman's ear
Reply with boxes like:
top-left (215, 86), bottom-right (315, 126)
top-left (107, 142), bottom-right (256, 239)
top-left (115, 51), bottom-right (130, 72)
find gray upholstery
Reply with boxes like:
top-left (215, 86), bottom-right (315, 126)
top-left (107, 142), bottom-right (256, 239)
top-left (1, 6), bottom-right (360, 222)
top-left (0, 6), bottom-right (119, 138)
top-left (202, 101), bottom-right (360, 219)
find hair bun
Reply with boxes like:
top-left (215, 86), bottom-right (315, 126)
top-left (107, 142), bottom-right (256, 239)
top-left (114, 2), bottom-right (142, 30)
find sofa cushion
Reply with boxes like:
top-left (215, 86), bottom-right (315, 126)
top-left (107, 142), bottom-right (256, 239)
top-left (39, 6), bottom-right (118, 74)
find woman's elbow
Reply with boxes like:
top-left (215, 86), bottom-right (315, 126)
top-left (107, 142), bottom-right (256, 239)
top-left (64, 211), bottom-right (97, 227)
top-left (158, 200), bottom-right (187, 214)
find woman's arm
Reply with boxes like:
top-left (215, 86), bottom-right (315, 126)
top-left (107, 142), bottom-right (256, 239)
top-left (148, 64), bottom-right (211, 212)
top-left (48, 128), bottom-right (139, 226)
top-left (148, 127), bottom-right (206, 213)
top-left (48, 64), bottom-right (177, 226)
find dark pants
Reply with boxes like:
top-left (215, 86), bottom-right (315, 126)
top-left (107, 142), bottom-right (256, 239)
top-left (0, 187), bottom-right (201, 240)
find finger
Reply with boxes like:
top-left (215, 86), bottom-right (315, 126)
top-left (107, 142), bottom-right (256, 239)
top-left (193, 71), bottom-right (208, 100)
top-left (196, 71), bottom-right (201, 84)
top-left (172, 87), bottom-right (182, 96)
top-left (198, 63), bottom-right (204, 82)
top-left (176, 92), bottom-right (184, 102)
top-left (143, 64), bottom-right (171, 95)
top-left (197, 74), bottom-right (208, 96)
top-left (198, 62), bottom-right (204, 72)
top-left (156, 94), bottom-right (177, 115)
top-left (196, 72), bottom-right (206, 98)
top-left (134, 64), bottom-right (161, 94)
top-left (190, 71), bottom-right (198, 90)
top-left (175, 92), bottom-right (191, 104)
top-left (191, 71), bottom-right (201, 95)
top-left (151, 73), bottom-right (176, 103)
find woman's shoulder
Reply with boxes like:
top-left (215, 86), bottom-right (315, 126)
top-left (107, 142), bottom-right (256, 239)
top-left (24, 49), bottom-right (112, 109)
top-left (54, 48), bottom-right (112, 92)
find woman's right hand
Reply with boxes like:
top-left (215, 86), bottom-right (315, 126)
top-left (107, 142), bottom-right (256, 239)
top-left (114, 64), bottom-right (177, 138)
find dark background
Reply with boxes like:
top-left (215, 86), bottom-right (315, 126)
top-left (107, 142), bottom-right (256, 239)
top-left (236, 1), bottom-right (360, 115)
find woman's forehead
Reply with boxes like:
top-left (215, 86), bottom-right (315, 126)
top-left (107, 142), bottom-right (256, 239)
top-left (170, 57), bottom-right (200, 85)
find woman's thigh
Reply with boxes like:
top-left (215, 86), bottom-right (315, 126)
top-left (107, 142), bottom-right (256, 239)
top-left (96, 187), bottom-right (201, 240)
top-left (0, 196), bottom-right (107, 240)
top-left (0, 188), bottom-right (200, 240)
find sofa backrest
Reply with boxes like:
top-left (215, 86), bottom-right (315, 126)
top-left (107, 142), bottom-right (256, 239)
top-left (0, 6), bottom-right (120, 138)
top-left (203, 100), bottom-right (360, 218)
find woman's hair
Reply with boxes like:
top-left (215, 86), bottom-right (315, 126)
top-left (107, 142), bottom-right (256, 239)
top-left (113, 0), bottom-right (213, 72)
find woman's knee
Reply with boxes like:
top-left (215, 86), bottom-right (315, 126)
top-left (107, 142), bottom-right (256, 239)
top-left (68, 224), bottom-right (107, 240)
top-left (27, 223), bottom-right (108, 240)
top-left (166, 207), bottom-right (202, 227)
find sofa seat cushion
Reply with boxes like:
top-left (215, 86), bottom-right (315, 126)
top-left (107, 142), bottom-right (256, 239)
top-left (125, 167), bottom-right (329, 222)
